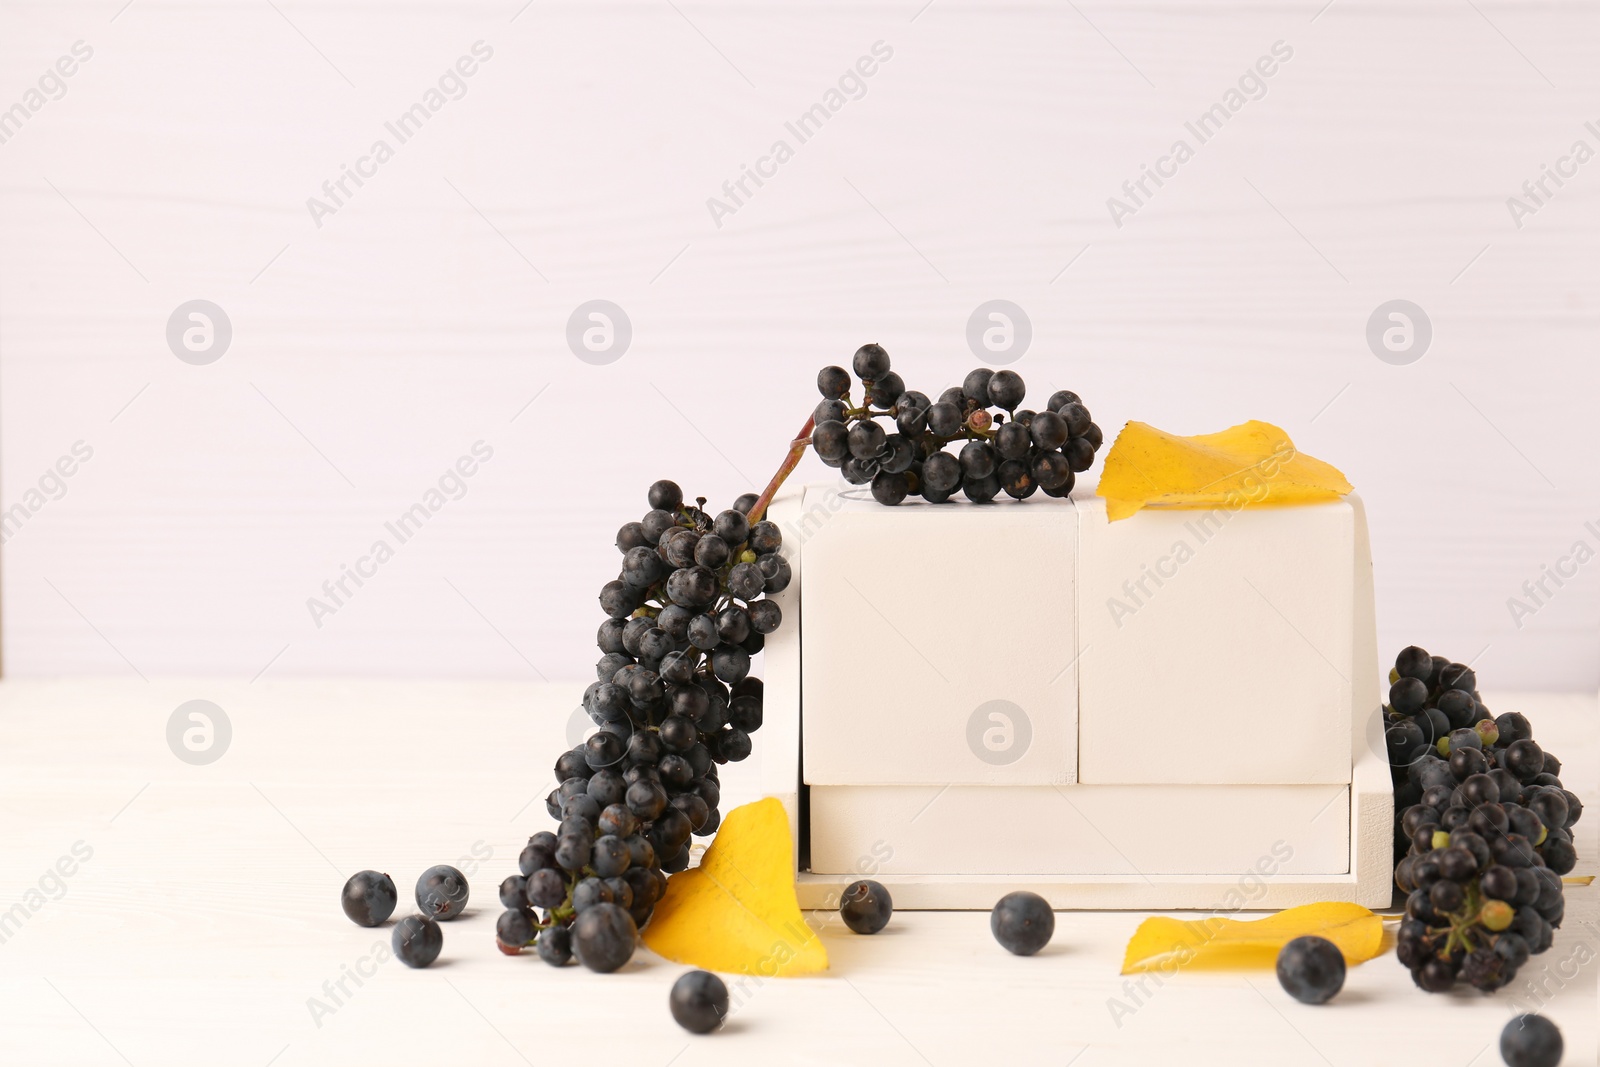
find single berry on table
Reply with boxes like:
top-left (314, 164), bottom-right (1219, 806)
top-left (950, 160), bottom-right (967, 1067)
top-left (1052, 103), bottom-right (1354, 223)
top-left (1500, 1014), bottom-right (1563, 1067)
top-left (415, 865), bottom-right (469, 921)
top-left (991, 891), bottom-right (1054, 956)
top-left (341, 870), bottom-right (397, 927)
top-left (392, 914), bottom-right (443, 968)
top-left (670, 969), bottom-right (730, 1034)
top-left (1275, 936), bottom-right (1346, 1005)
top-left (839, 879), bottom-right (893, 935)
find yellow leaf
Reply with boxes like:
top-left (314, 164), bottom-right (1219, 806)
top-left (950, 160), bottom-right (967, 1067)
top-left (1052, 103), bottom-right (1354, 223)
top-left (1097, 420), bottom-right (1352, 521)
top-left (642, 797), bottom-right (828, 976)
top-left (1121, 902), bottom-right (1384, 974)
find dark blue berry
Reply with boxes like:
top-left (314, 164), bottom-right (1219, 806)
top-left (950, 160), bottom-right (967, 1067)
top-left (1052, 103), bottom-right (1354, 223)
top-left (585, 731), bottom-right (626, 770)
top-left (627, 835), bottom-right (656, 870)
top-left (562, 792), bottom-right (602, 825)
top-left (852, 343), bottom-right (890, 381)
top-left (415, 865), bottom-right (469, 921)
top-left (847, 421), bottom-right (886, 460)
top-left (647, 479), bottom-right (683, 512)
top-left (520, 840), bottom-right (556, 876)
top-left (991, 891), bottom-right (1053, 955)
top-left (840, 879), bottom-right (893, 935)
top-left (1389, 676), bottom-right (1427, 714)
top-left (536, 924), bottom-right (572, 967)
top-left (986, 369), bottom-right (1025, 410)
top-left (713, 508), bottom-right (749, 546)
top-left (588, 769), bottom-right (626, 807)
top-left (341, 870), bottom-right (397, 927)
top-left (1058, 402), bottom-right (1091, 438)
top-left (925, 402), bottom-right (963, 438)
top-left (818, 365), bottom-right (851, 399)
top-left (711, 648), bottom-right (750, 685)
top-left (1395, 645), bottom-right (1433, 682)
top-left (573, 902), bottom-right (637, 973)
top-left (670, 970), bottom-right (729, 1033)
top-left (392, 914), bottom-right (443, 968)
top-left (660, 714), bottom-right (697, 751)
top-left (526, 867), bottom-right (567, 909)
top-left (1275, 936), bottom-right (1345, 1004)
top-left (716, 728), bottom-right (752, 762)
top-left (554, 833), bottom-right (592, 872)
top-left (1029, 410), bottom-right (1068, 450)
top-left (868, 371), bottom-right (904, 408)
top-left (592, 835), bottom-right (631, 878)
top-left (496, 909), bottom-right (533, 953)
top-left (748, 596), bottom-right (781, 633)
top-left (670, 792), bottom-right (710, 831)
top-left (499, 875), bottom-right (528, 910)
top-left (1505, 740), bottom-right (1545, 781)
top-left (961, 368), bottom-right (992, 404)
top-left (1495, 711), bottom-right (1532, 746)
top-left (572, 876), bottom-right (612, 912)
top-left (1047, 389), bottom-right (1079, 411)
top-left (627, 780), bottom-right (669, 821)
top-left (1500, 1014), bottom-right (1562, 1067)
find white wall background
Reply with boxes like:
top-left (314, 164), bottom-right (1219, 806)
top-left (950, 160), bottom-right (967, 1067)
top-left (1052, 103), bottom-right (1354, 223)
top-left (0, 0), bottom-right (1596, 688)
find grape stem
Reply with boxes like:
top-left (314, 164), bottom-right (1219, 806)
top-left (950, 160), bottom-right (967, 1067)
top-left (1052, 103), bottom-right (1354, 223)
top-left (747, 396), bottom-right (997, 524)
top-left (748, 414), bottom-right (815, 525)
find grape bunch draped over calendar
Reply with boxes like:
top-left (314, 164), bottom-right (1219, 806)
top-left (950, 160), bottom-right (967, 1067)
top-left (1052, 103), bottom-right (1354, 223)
top-left (493, 344), bottom-right (1103, 971)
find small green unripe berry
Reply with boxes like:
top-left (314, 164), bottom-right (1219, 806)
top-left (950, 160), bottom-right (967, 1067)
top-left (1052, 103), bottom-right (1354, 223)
top-left (1481, 899), bottom-right (1514, 932)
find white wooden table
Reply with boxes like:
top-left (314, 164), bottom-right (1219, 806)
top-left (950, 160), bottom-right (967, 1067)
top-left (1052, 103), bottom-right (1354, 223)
top-left (0, 681), bottom-right (1592, 1066)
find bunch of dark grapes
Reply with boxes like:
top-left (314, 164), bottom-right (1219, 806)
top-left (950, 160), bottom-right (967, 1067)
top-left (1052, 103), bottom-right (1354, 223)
top-left (1385, 645), bottom-right (1582, 993)
top-left (810, 343), bottom-right (1103, 505)
top-left (494, 480), bottom-right (787, 969)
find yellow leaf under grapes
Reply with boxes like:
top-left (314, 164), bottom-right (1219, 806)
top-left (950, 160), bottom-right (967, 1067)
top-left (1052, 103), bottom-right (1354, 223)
top-left (641, 797), bottom-right (828, 976)
top-left (1097, 420), bottom-right (1352, 522)
top-left (1121, 902), bottom-right (1384, 974)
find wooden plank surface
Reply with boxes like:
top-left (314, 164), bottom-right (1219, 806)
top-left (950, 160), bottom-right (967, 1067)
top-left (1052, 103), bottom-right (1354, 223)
top-left (0, 680), bottom-right (1592, 1065)
top-left (0, 1), bottom-right (1597, 686)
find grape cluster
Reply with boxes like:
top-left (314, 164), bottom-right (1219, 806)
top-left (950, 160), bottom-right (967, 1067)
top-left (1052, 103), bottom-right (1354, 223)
top-left (1385, 645), bottom-right (1582, 994)
top-left (810, 344), bottom-right (1103, 505)
top-left (495, 480), bottom-right (787, 969)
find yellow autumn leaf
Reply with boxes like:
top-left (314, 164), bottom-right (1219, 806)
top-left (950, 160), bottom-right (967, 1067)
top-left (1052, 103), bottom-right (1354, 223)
top-left (1097, 420), bottom-right (1352, 522)
top-left (1121, 902), bottom-right (1384, 974)
top-left (642, 797), bottom-right (828, 976)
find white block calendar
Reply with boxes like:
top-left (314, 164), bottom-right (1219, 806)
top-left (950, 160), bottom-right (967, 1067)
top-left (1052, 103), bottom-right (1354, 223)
top-left (799, 491), bottom-right (1079, 786)
top-left (759, 484), bottom-right (1393, 910)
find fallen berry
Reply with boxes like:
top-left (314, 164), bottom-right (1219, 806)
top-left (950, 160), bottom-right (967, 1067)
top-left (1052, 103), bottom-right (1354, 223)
top-left (669, 970), bottom-right (729, 1034)
top-left (340, 870), bottom-right (397, 928)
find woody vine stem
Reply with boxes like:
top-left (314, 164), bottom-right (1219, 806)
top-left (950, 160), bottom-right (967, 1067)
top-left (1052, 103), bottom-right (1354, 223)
top-left (747, 415), bottom-right (816, 526)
